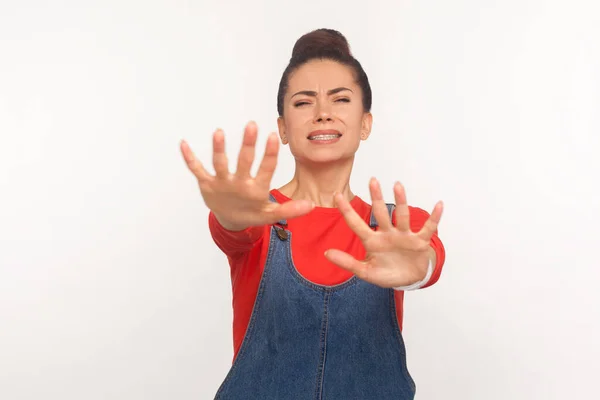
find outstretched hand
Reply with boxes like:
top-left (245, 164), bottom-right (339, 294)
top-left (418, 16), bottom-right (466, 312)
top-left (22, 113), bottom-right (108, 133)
top-left (324, 178), bottom-right (443, 288)
top-left (180, 121), bottom-right (314, 231)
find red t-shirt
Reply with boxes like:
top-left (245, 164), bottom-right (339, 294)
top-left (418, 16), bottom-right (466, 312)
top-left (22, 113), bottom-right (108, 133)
top-left (209, 189), bottom-right (446, 361)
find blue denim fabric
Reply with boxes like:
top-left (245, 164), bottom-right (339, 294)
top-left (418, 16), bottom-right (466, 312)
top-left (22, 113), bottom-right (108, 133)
top-left (215, 198), bottom-right (416, 399)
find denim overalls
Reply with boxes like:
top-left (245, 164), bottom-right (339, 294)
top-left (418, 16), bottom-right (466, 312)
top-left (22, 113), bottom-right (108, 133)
top-left (215, 196), bottom-right (416, 399)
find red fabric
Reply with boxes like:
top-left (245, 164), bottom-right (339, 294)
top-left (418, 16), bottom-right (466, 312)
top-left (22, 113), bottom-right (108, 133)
top-left (208, 189), bottom-right (445, 361)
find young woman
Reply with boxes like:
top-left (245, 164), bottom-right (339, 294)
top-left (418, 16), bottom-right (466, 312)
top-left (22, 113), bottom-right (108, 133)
top-left (181, 28), bottom-right (445, 400)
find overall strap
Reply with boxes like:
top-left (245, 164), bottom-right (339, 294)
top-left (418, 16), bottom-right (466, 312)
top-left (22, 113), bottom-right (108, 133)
top-left (369, 203), bottom-right (396, 228)
top-left (268, 193), bottom-right (288, 227)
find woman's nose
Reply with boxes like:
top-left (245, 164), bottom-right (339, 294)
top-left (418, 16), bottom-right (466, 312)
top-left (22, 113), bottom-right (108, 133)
top-left (314, 102), bottom-right (334, 122)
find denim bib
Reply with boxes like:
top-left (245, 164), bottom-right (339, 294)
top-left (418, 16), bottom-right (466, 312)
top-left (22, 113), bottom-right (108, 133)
top-left (215, 196), bottom-right (416, 399)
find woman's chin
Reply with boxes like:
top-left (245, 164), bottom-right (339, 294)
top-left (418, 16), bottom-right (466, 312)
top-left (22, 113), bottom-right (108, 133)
top-left (295, 152), bottom-right (355, 166)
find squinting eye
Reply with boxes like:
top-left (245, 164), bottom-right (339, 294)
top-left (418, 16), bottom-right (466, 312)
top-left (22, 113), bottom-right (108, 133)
top-left (294, 102), bottom-right (310, 107)
top-left (336, 98), bottom-right (350, 103)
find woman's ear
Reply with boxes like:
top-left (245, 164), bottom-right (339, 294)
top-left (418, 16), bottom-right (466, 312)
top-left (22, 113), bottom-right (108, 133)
top-left (360, 112), bottom-right (373, 140)
top-left (277, 116), bottom-right (289, 144)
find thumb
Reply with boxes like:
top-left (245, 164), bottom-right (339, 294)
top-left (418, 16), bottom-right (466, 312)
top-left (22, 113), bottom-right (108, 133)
top-left (324, 249), bottom-right (366, 278)
top-left (270, 199), bottom-right (315, 221)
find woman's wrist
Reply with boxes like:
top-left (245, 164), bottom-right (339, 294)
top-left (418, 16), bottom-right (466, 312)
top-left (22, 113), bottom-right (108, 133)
top-left (393, 258), bottom-right (434, 291)
top-left (213, 212), bottom-right (251, 232)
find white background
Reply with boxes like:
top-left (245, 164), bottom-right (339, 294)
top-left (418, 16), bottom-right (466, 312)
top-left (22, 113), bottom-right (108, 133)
top-left (1, 0), bottom-right (599, 399)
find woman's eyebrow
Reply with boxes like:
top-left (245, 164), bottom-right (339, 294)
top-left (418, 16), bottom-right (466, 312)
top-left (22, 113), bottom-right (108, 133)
top-left (291, 87), bottom-right (353, 99)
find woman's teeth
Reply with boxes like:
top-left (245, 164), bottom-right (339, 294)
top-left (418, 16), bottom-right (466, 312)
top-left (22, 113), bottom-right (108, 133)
top-left (309, 134), bottom-right (341, 140)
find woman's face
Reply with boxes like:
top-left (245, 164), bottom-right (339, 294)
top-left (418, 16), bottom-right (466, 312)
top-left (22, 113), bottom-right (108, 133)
top-left (277, 59), bottom-right (372, 165)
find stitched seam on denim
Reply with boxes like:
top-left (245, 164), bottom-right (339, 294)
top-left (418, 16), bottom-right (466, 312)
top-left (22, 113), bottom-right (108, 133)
top-left (389, 288), bottom-right (416, 393)
top-left (314, 290), bottom-right (331, 400)
top-left (284, 231), bottom-right (359, 293)
top-left (214, 227), bottom-right (278, 398)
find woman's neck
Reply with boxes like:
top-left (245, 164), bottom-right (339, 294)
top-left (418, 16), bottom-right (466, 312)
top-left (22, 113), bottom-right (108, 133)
top-left (277, 158), bottom-right (355, 208)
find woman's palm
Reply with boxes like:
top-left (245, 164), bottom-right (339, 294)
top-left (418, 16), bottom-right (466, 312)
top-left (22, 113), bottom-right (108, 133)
top-left (180, 121), bottom-right (313, 230)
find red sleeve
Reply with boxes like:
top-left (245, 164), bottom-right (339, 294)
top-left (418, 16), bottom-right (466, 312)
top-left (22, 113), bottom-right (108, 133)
top-left (392, 206), bottom-right (446, 289)
top-left (208, 211), bottom-right (265, 258)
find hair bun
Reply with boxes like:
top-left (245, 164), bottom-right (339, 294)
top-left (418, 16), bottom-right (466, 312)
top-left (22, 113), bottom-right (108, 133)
top-left (291, 28), bottom-right (352, 60)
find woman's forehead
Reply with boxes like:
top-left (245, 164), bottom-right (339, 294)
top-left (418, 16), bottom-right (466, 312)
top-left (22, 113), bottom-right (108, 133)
top-left (288, 60), bottom-right (357, 91)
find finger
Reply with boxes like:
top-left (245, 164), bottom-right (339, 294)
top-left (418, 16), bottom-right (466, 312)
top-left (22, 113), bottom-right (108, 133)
top-left (393, 182), bottom-right (410, 232)
top-left (212, 129), bottom-right (229, 178)
top-left (255, 132), bottom-right (280, 184)
top-left (417, 201), bottom-right (444, 241)
top-left (180, 139), bottom-right (212, 183)
top-left (335, 192), bottom-right (373, 241)
top-left (324, 249), bottom-right (369, 280)
top-left (369, 178), bottom-right (392, 230)
top-left (235, 121), bottom-right (258, 179)
top-left (267, 199), bottom-right (314, 222)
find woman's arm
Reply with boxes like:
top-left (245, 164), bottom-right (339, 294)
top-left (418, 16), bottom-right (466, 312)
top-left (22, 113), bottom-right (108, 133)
top-left (208, 211), bottom-right (265, 258)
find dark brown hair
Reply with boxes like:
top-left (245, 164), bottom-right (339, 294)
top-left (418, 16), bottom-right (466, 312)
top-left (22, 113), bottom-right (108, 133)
top-left (277, 28), bottom-right (372, 116)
